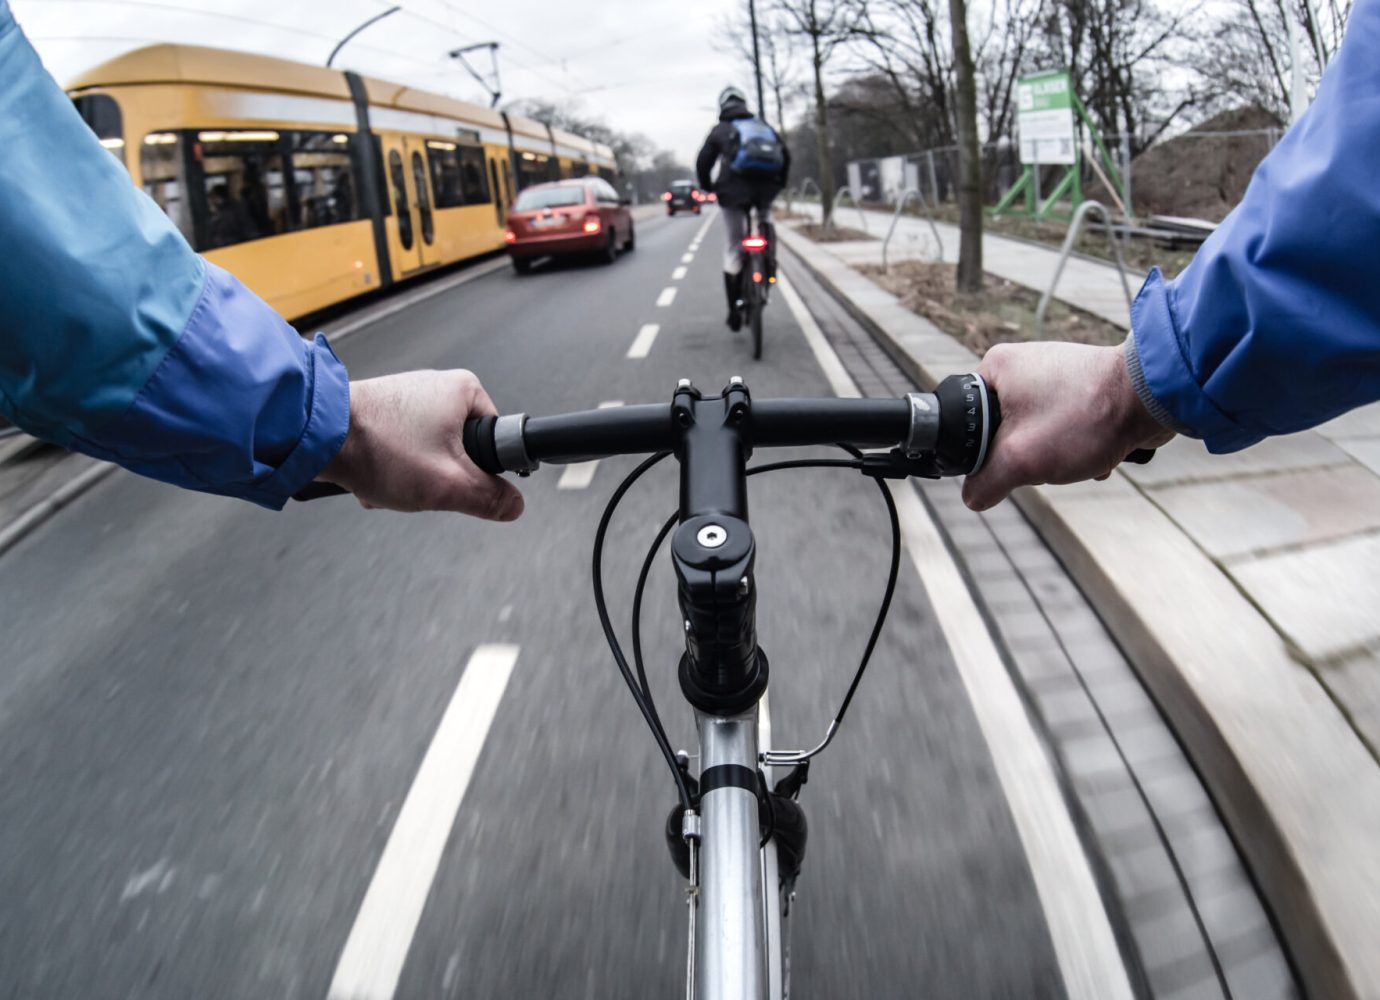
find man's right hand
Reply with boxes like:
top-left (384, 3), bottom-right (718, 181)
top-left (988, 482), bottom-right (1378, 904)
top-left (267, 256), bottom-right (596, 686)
top-left (318, 369), bottom-right (524, 520)
top-left (962, 340), bottom-right (1175, 511)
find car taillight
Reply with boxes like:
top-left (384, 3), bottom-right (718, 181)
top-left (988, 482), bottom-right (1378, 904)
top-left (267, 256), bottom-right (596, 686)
top-left (583, 216), bottom-right (602, 234)
top-left (504, 230), bottom-right (516, 243)
top-left (742, 236), bottom-right (768, 250)
top-left (661, 192), bottom-right (672, 201)
top-left (692, 190), bottom-right (704, 201)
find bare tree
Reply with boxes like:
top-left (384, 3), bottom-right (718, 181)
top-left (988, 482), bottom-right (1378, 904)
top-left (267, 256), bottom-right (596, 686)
top-left (715, 4), bottom-right (798, 128)
top-left (850, 0), bottom-right (957, 150)
top-left (775, 0), bottom-right (854, 220)
top-left (948, 0), bottom-right (984, 293)
top-left (1194, 0), bottom-right (1352, 121)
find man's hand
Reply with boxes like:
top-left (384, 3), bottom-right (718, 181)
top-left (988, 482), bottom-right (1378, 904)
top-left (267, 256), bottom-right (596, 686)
top-left (318, 369), bottom-right (524, 520)
top-left (962, 341), bottom-right (1174, 511)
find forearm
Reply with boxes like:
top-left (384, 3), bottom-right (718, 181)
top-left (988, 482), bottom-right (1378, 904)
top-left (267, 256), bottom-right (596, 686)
top-left (1129, 0), bottom-right (1380, 452)
top-left (0, 0), bottom-right (348, 508)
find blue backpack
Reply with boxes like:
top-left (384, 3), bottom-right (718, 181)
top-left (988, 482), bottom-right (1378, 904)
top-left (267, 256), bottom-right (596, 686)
top-left (727, 119), bottom-right (785, 179)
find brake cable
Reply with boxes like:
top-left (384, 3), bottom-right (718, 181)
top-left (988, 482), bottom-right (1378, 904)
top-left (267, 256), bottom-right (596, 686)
top-left (596, 444), bottom-right (903, 810)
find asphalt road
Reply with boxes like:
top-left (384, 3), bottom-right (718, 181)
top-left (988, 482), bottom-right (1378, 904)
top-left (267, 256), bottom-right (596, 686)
top-left (1, 209), bottom-right (1081, 999)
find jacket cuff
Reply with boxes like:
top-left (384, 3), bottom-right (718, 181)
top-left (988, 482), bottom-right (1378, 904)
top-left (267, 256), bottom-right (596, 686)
top-left (243, 333), bottom-right (350, 509)
top-left (1129, 268), bottom-right (1258, 452)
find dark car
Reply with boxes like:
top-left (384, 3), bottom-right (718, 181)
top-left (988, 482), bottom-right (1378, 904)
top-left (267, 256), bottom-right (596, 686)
top-left (663, 179), bottom-right (703, 216)
top-left (505, 177), bottom-right (634, 273)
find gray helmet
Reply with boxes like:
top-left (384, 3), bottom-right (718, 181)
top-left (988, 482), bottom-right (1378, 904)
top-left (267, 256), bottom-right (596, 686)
top-left (718, 86), bottom-right (748, 112)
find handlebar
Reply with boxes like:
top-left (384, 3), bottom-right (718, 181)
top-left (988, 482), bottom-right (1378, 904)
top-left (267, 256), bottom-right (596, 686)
top-left (463, 373), bottom-right (1003, 480)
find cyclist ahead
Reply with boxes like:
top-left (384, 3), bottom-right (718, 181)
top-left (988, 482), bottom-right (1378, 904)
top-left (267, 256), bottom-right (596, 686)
top-left (696, 87), bottom-right (790, 331)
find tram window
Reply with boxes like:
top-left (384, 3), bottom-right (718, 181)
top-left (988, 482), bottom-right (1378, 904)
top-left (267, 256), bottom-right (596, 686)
top-left (388, 150), bottom-right (412, 250)
top-left (515, 151), bottom-right (551, 191)
top-left (289, 133), bottom-right (359, 229)
top-left (458, 146), bottom-right (489, 204)
top-left (426, 141), bottom-right (463, 208)
top-left (73, 94), bottom-right (124, 164)
top-left (196, 134), bottom-right (287, 250)
top-left (139, 133), bottom-right (194, 244)
top-left (410, 151), bottom-right (434, 245)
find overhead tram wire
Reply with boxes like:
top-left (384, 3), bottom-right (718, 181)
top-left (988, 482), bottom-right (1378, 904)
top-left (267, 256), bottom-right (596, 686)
top-left (391, 4), bottom-right (581, 97)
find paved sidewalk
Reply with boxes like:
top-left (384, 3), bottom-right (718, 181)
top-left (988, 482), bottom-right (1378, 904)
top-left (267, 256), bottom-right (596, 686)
top-left (780, 220), bottom-right (1380, 1000)
top-left (786, 201), bottom-right (1142, 329)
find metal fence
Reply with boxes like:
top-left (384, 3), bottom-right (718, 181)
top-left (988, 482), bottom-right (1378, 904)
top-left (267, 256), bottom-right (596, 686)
top-left (845, 127), bottom-right (1283, 221)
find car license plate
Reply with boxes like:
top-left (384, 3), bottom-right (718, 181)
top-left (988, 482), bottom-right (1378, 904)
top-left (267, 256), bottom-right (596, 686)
top-left (532, 215), bottom-right (564, 229)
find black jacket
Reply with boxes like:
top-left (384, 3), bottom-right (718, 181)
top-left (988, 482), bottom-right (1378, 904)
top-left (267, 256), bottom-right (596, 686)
top-left (695, 99), bottom-right (790, 210)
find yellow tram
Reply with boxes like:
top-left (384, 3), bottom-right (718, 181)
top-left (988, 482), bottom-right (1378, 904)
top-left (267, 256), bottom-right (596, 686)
top-left (65, 45), bottom-right (617, 319)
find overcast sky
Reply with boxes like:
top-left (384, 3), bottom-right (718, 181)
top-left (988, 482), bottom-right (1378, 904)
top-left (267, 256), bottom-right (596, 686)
top-left (11, 0), bottom-right (755, 164)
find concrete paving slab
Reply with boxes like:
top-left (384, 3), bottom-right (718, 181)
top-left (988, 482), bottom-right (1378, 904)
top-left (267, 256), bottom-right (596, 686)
top-left (1229, 532), bottom-right (1380, 661)
top-left (1120, 433), bottom-right (1350, 487)
top-left (1320, 651), bottom-right (1380, 753)
top-left (1333, 435), bottom-right (1380, 476)
top-left (1312, 401), bottom-right (1380, 439)
top-left (1150, 464), bottom-right (1380, 560)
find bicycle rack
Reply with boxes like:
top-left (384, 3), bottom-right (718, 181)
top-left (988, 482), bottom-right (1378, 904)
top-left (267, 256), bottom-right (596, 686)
top-left (1036, 199), bottom-right (1133, 339)
top-left (882, 188), bottom-right (944, 270)
top-left (790, 178), bottom-right (822, 220)
top-left (823, 185), bottom-right (869, 235)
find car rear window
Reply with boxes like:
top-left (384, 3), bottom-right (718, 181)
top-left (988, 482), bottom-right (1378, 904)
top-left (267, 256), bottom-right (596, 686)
top-left (514, 186), bottom-right (586, 211)
top-left (671, 181), bottom-right (693, 193)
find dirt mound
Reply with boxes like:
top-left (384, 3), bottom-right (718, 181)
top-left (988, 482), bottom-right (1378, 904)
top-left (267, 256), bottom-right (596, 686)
top-left (1123, 106), bottom-right (1282, 222)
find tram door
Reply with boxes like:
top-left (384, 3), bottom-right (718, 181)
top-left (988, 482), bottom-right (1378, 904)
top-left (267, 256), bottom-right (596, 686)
top-left (381, 135), bottom-right (438, 275)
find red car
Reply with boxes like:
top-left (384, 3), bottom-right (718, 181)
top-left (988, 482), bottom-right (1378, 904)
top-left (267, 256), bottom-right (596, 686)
top-left (505, 177), bottom-right (634, 274)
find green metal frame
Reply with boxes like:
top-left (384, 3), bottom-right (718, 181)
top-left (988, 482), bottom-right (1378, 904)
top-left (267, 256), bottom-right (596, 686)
top-left (989, 85), bottom-right (1131, 222)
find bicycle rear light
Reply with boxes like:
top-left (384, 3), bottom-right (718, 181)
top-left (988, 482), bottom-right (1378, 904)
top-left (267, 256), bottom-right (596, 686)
top-left (742, 236), bottom-right (767, 250)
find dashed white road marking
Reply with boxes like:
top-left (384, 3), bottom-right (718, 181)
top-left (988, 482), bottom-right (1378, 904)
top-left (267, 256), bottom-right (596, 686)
top-left (681, 253), bottom-right (694, 263)
top-left (558, 402), bottom-right (624, 490)
top-left (326, 643), bottom-right (520, 1000)
top-left (778, 269), bottom-right (1134, 1000)
top-left (672, 266), bottom-right (688, 280)
top-left (656, 286), bottom-right (677, 307)
top-left (626, 323), bottom-right (660, 359)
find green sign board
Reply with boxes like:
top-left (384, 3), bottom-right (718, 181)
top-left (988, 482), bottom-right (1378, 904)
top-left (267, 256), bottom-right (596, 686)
top-left (1017, 69), bottom-right (1076, 164)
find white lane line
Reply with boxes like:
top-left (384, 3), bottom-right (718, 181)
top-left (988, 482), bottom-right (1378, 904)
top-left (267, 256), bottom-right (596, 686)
top-left (626, 323), bottom-right (660, 359)
top-left (681, 253), bottom-right (694, 263)
top-left (672, 266), bottom-right (688, 280)
top-left (557, 401), bottom-right (623, 490)
top-left (693, 214), bottom-right (715, 243)
top-left (325, 257), bottom-right (508, 344)
top-left (327, 644), bottom-right (520, 1000)
top-left (656, 287), bottom-right (677, 307)
top-left (778, 272), bottom-right (1134, 1000)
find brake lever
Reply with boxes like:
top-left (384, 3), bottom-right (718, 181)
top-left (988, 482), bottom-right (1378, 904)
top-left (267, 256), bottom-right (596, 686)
top-left (1125, 448), bottom-right (1156, 464)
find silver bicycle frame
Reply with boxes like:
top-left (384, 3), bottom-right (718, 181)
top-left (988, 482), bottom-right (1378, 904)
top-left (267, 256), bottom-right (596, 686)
top-left (691, 704), bottom-right (790, 1000)
top-left (696, 711), bottom-right (766, 1000)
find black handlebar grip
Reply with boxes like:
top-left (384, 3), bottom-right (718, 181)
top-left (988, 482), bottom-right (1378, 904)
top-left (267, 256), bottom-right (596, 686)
top-left (463, 415), bottom-right (504, 475)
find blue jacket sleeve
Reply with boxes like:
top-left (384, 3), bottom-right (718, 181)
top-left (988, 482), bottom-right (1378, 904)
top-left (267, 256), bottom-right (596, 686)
top-left (0, 1), bottom-right (349, 509)
top-left (1127, 0), bottom-right (1380, 453)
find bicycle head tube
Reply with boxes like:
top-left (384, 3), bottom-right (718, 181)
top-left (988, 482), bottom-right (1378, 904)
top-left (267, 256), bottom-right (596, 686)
top-left (671, 380), bottom-right (768, 717)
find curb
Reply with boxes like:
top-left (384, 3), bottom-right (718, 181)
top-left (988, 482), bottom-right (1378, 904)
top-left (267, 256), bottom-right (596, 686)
top-left (0, 460), bottom-right (116, 559)
top-left (780, 223), bottom-right (1380, 1000)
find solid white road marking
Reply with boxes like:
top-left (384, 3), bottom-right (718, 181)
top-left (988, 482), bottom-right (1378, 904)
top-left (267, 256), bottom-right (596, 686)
top-left (693, 214), bottom-right (715, 243)
top-left (681, 253), bottom-right (694, 263)
top-left (626, 323), bottom-right (661, 359)
top-left (672, 266), bottom-right (688, 280)
top-left (778, 270), bottom-right (1134, 1000)
top-left (326, 643), bottom-right (520, 1000)
top-left (557, 402), bottom-right (624, 490)
top-left (656, 287), bottom-right (677, 307)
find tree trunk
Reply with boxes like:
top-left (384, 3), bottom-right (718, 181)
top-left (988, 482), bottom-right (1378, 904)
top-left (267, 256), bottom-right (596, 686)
top-left (812, 32), bottom-right (835, 222)
top-left (948, 0), bottom-right (983, 294)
